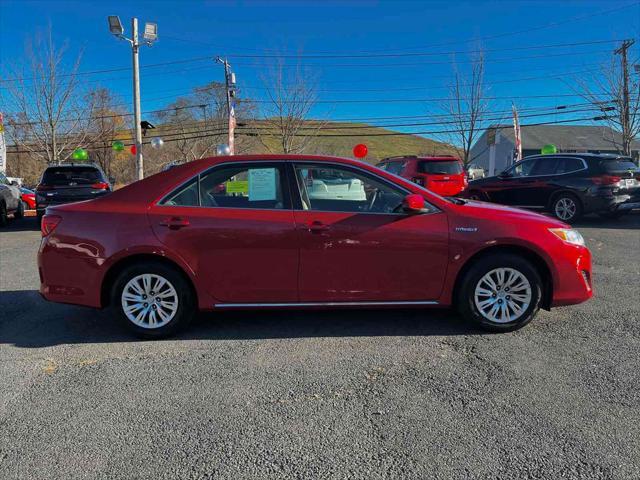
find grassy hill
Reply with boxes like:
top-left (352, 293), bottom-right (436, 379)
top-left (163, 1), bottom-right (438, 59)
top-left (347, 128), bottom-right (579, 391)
top-left (245, 121), bottom-right (457, 164)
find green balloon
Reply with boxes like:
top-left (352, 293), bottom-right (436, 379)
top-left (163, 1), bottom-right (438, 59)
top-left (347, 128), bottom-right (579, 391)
top-left (72, 148), bottom-right (88, 161)
top-left (112, 140), bottom-right (125, 151)
top-left (541, 144), bottom-right (557, 155)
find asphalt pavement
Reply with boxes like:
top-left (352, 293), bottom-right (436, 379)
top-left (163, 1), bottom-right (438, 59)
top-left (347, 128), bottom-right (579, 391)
top-left (1, 214), bottom-right (639, 479)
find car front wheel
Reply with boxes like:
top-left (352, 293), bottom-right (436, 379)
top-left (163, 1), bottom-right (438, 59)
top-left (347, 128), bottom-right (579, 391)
top-left (111, 262), bottom-right (195, 338)
top-left (458, 254), bottom-right (543, 332)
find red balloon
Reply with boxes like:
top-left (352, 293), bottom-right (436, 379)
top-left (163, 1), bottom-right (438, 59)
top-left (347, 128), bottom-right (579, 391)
top-left (130, 144), bottom-right (136, 155)
top-left (353, 143), bottom-right (368, 158)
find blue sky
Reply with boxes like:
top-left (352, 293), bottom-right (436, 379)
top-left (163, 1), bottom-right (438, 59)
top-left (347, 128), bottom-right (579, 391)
top-left (1, 0), bottom-right (639, 136)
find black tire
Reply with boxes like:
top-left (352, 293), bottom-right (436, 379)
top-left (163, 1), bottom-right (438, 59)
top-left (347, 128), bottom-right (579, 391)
top-left (550, 193), bottom-right (582, 223)
top-left (458, 253), bottom-right (543, 332)
top-left (0, 202), bottom-right (7, 227)
top-left (14, 200), bottom-right (24, 220)
top-left (111, 261), bottom-right (195, 339)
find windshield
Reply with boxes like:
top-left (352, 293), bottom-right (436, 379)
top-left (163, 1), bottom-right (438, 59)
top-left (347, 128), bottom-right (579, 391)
top-left (42, 167), bottom-right (104, 185)
top-left (418, 160), bottom-right (463, 174)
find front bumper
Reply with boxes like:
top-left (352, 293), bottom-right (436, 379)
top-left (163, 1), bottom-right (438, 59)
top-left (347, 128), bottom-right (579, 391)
top-left (550, 246), bottom-right (593, 307)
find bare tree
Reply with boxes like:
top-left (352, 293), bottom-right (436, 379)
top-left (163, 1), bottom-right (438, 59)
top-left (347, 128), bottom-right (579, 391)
top-left (4, 28), bottom-right (94, 165)
top-left (258, 59), bottom-right (325, 154)
top-left (435, 53), bottom-right (489, 165)
top-left (85, 88), bottom-right (126, 178)
top-left (575, 54), bottom-right (640, 156)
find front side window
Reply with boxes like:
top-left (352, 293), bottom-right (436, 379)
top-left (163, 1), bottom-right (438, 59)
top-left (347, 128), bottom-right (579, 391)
top-left (507, 159), bottom-right (535, 177)
top-left (160, 163), bottom-right (287, 210)
top-left (294, 164), bottom-right (406, 214)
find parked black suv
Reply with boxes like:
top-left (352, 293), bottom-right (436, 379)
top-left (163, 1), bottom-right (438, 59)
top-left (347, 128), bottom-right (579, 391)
top-left (36, 164), bottom-right (112, 221)
top-left (464, 153), bottom-right (640, 222)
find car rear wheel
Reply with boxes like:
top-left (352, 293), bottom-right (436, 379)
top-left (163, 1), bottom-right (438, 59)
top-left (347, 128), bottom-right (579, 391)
top-left (111, 262), bottom-right (195, 339)
top-left (14, 200), bottom-right (24, 220)
top-left (551, 194), bottom-right (582, 223)
top-left (458, 254), bottom-right (542, 332)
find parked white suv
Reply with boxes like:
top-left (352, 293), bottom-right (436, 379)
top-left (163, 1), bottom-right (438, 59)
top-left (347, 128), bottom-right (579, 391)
top-left (0, 172), bottom-right (24, 226)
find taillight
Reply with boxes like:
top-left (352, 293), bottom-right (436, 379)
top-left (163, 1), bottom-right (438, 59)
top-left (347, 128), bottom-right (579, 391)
top-left (36, 184), bottom-right (54, 191)
top-left (412, 177), bottom-right (424, 186)
top-left (91, 182), bottom-right (109, 190)
top-left (41, 215), bottom-right (61, 237)
top-left (591, 175), bottom-right (621, 186)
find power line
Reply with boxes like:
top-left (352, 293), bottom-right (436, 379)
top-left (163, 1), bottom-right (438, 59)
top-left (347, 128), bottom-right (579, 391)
top-left (161, 2), bottom-right (639, 54)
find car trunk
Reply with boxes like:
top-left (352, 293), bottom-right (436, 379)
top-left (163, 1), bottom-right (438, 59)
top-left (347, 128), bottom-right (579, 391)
top-left (600, 158), bottom-right (640, 190)
top-left (418, 160), bottom-right (465, 196)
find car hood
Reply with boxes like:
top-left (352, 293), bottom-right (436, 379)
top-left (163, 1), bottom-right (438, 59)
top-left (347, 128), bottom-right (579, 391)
top-left (453, 199), bottom-right (569, 228)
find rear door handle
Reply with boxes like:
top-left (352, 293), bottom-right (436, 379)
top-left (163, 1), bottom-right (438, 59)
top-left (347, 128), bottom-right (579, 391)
top-left (307, 221), bottom-right (330, 233)
top-left (159, 216), bottom-right (190, 229)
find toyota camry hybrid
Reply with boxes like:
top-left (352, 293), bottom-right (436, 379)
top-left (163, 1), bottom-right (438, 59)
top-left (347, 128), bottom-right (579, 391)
top-left (38, 155), bottom-right (593, 338)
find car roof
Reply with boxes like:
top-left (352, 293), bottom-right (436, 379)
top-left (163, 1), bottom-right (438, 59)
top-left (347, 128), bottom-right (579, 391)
top-left (523, 152), bottom-right (632, 161)
top-left (44, 163), bottom-right (102, 169)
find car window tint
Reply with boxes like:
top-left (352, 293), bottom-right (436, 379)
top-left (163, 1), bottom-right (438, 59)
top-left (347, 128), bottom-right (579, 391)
top-left (42, 167), bottom-right (103, 185)
top-left (600, 158), bottom-right (638, 172)
top-left (384, 161), bottom-right (405, 175)
top-left (418, 161), bottom-right (462, 174)
top-left (530, 158), bottom-right (559, 176)
top-left (294, 164), bottom-right (405, 214)
top-left (555, 158), bottom-right (584, 174)
top-left (199, 164), bottom-right (285, 210)
top-left (510, 160), bottom-right (535, 177)
top-left (161, 178), bottom-right (199, 206)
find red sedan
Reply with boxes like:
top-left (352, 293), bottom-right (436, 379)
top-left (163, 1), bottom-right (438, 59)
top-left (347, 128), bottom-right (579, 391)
top-left (38, 155), bottom-right (593, 338)
top-left (20, 187), bottom-right (36, 210)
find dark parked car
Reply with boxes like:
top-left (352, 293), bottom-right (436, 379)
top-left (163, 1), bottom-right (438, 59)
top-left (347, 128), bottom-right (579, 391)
top-left (0, 172), bottom-right (24, 226)
top-left (36, 164), bottom-right (112, 221)
top-left (464, 153), bottom-right (640, 222)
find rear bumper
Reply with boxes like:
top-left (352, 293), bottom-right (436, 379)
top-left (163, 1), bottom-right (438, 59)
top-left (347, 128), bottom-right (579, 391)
top-left (586, 188), bottom-right (640, 213)
top-left (38, 239), bottom-right (104, 308)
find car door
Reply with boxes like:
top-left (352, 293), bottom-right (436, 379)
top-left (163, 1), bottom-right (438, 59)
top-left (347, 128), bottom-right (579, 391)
top-left (515, 157), bottom-right (561, 207)
top-left (489, 159), bottom-right (538, 205)
top-left (290, 162), bottom-right (449, 303)
top-left (148, 161), bottom-right (299, 304)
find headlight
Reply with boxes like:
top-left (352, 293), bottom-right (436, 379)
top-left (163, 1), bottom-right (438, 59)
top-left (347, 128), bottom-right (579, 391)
top-left (549, 228), bottom-right (585, 246)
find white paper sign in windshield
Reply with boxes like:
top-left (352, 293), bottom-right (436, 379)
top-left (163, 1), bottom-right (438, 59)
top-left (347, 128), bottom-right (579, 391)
top-left (248, 168), bottom-right (277, 201)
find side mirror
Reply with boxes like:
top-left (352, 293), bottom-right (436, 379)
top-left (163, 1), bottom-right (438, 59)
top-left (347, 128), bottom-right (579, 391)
top-left (402, 194), bottom-right (426, 213)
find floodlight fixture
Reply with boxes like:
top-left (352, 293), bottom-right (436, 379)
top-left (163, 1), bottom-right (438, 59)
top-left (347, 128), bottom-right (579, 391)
top-left (108, 16), bottom-right (124, 36)
top-left (143, 22), bottom-right (158, 43)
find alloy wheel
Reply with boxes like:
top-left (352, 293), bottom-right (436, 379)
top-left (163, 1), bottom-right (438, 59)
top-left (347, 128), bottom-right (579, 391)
top-left (121, 273), bottom-right (179, 329)
top-left (554, 197), bottom-right (577, 221)
top-left (474, 268), bottom-right (532, 324)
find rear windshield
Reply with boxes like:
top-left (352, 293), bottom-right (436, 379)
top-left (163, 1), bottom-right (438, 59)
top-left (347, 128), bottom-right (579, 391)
top-left (418, 160), bottom-right (462, 174)
top-left (599, 158), bottom-right (638, 172)
top-left (42, 167), bottom-right (104, 185)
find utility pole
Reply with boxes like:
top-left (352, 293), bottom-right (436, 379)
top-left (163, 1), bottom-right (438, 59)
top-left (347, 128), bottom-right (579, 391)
top-left (107, 15), bottom-right (158, 180)
top-left (615, 39), bottom-right (635, 156)
top-left (216, 57), bottom-right (236, 155)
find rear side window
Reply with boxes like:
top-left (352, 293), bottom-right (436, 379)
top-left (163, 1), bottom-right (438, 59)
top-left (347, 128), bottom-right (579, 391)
top-left (599, 158), bottom-right (638, 172)
top-left (529, 158), bottom-right (559, 176)
top-left (42, 167), bottom-right (103, 185)
top-left (555, 158), bottom-right (584, 174)
top-left (418, 161), bottom-right (462, 174)
top-left (160, 163), bottom-right (288, 210)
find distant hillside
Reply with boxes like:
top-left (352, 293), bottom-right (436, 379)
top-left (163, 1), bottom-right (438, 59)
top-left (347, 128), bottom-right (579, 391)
top-left (247, 121), bottom-right (457, 163)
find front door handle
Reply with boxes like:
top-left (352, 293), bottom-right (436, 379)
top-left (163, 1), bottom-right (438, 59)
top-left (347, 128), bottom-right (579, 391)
top-left (159, 216), bottom-right (190, 230)
top-left (307, 221), bottom-right (330, 233)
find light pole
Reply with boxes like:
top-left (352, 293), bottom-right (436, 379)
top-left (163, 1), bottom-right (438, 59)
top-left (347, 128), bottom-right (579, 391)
top-left (108, 16), bottom-right (158, 180)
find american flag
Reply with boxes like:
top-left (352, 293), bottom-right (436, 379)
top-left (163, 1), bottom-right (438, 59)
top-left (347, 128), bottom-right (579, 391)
top-left (512, 104), bottom-right (522, 163)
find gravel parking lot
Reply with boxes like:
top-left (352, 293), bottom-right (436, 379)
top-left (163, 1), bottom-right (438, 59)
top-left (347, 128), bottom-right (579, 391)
top-left (1, 214), bottom-right (639, 479)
